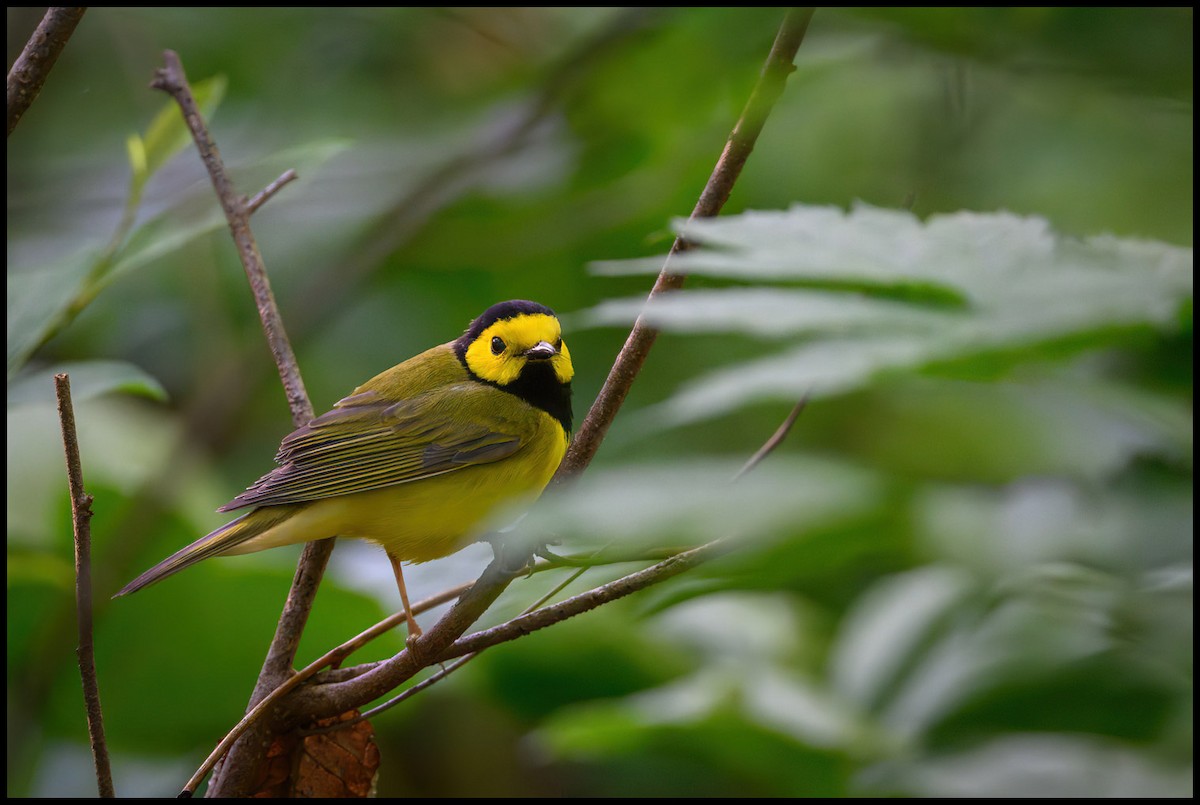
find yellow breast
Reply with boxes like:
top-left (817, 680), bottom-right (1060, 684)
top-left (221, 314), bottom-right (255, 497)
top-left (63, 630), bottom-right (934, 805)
top-left (232, 409), bottom-right (568, 562)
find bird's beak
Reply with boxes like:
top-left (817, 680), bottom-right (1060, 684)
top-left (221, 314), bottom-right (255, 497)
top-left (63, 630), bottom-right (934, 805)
top-left (524, 341), bottom-right (558, 361)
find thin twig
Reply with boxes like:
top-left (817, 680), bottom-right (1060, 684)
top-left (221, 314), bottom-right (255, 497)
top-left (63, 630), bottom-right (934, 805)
top-left (246, 169), bottom-right (299, 215)
top-left (556, 8), bottom-right (815, 481)
top-left (314, 561), bottom-right (594, 733)
top-left (54, 374), bottom-right (115, 798)
top-left (151, 50), bottom-right (313, 429)
top-left (445, 541), bottom-right (731, 660)
top-left (6, 7), bottom-right (87, 137)
top-left (734, 396), bottom-right (808, 481)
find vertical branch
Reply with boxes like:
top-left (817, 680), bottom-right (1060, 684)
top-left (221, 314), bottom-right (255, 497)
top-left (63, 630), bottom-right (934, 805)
top-left (6, 6), bottom-right (87, 137)
top-left (54, 373), bottom-right (115, 798)
top-left (149, 49), bottom-right (333, 795)
top-left (557, 8), bottom-right (815, 480)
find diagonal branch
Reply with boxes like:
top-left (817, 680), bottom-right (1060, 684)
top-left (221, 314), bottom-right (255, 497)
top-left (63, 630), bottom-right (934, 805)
top-left (298, 388), bottom-right (807, 723)
top-left (557, 8), bottom-right (815, 480)
top-left (6, 7), bottom-right (87, 137)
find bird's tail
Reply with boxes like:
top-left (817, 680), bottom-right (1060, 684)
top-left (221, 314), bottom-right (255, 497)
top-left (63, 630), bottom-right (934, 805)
top-left (114, 507), bottom-right (297, 597)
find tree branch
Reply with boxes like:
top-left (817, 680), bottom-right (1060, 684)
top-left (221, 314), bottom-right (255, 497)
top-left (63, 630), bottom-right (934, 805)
top-left (54, 373), bottom-right (115, 798)
top-left (181, 582), bottom-right (472, 796)
top-left (180, 8), bottom-right (814, 795)
top-left (150, 50), bottom-right (313, 429)
top-left (556, 8), bottom-right (815, 480)
top-left (6, 7), bottom-right (87, 137)
top-left (264, 2), bottom-right (816, 730)
top-left (149, 49), bottom-right (332, 796)
top-left (246, 168), bottom-right (299, 215)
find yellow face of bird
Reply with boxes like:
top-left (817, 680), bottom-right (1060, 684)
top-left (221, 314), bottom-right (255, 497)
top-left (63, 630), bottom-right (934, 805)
top-left (464, 311), bottom-right (573, 387)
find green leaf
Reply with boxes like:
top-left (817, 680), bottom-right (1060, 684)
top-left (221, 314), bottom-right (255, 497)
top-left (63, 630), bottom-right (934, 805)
top-left (829, 566), bottom-right (976, 713)
top-left (6, 361), bottom-right (168, 409)
top-left (7, 137), bottom-right (349, 382)
top-left (880, 733), bottom-right (1194, 797)
top-left (577, 288), bottom-right (960, 339)
top-left (107, 137), bottom-right (350, 283)
top-left (500, 457), bottom-right (882, 553)
top-left (587, 205), bottom-right (1192, 425)
top-left (6, 250), bottom-right (97, 379)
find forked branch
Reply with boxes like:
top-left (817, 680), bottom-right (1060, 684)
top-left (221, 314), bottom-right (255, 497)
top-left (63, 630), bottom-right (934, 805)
top-left (164, 8), bottom-right (815, 796)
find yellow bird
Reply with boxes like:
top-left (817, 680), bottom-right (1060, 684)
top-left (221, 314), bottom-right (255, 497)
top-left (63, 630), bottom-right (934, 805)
top-left (116, 300), bottom-right (573, 638)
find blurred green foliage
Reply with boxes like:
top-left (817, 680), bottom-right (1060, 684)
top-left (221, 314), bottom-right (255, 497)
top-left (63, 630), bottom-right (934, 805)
top-left (6, 7), bottom-right (1192, 798)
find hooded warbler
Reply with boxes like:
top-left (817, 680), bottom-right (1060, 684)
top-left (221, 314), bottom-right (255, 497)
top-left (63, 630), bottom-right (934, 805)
top-left (116, 300), bottom-right (573, 637)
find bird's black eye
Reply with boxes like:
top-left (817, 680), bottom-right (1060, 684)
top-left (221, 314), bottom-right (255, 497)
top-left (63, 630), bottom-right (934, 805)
top-left (491, 336), bottom-right (505, 355)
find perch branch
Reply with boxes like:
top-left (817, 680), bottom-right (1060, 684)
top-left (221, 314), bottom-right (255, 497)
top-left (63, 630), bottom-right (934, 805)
top-left (191, 8), bottom-right (815, 795)
top-left (54, 374), bottom-right (115, 798)
top-left (299, 389), bottom-right (807, 722)
top-left (311, 559), bottom-right (595, 733)
top-left (6, 7), bottom-right (87, 137)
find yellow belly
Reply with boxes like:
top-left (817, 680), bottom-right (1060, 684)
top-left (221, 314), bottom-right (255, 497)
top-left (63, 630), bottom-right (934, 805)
top-left (228, 415), bottom-right (566, 562)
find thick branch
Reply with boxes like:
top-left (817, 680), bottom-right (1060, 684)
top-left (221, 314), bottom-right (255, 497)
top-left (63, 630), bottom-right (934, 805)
top-left (6, 7), bottom-right (87, 137)
top-left (54, 374), bottom-right (115, 798)
top-left (181, 582), bottom-right (472, 796)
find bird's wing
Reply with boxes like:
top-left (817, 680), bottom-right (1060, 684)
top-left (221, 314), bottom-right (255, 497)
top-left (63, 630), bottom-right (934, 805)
top-left (218, 383), bottom-right (533, 511)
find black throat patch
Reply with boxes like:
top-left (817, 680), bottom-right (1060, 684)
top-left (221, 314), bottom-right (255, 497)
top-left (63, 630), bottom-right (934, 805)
top-left (453, 301), bottom-right (573, 433)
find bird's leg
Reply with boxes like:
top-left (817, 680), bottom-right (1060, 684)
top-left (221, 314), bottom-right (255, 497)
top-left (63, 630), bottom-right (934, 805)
top-left (388, 552), bottom-right (422, 649)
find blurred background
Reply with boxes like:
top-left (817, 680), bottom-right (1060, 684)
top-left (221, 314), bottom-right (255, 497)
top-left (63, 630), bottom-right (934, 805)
top-left (6, 7), bottom-right (1192, 797)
